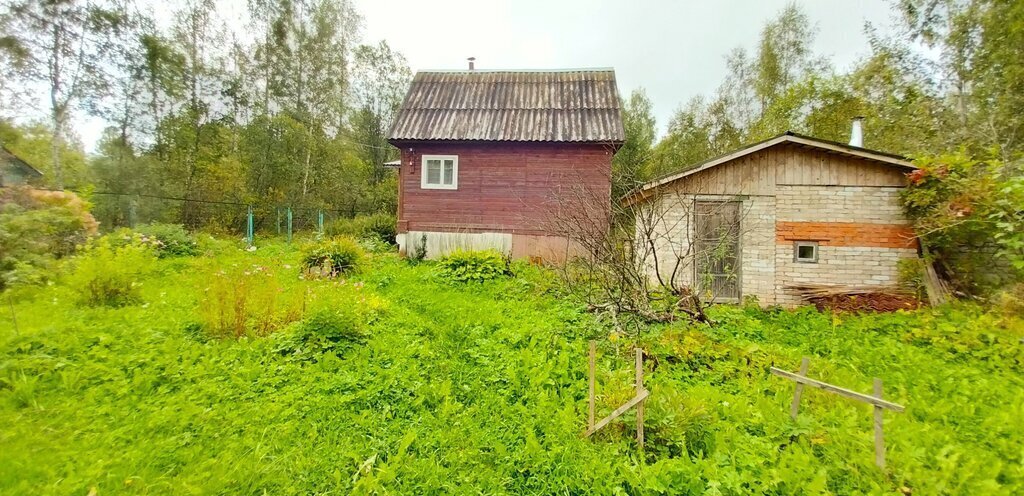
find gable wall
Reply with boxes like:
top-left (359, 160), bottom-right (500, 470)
top-left (666, 144), bottom-right (907, 197)
top-left (395, 141), bottom-right (613, 259)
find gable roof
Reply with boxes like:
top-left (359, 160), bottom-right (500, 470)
top-left (623, 132), bottom-right (916, 205)
top-left (388, 69), bottom-right (625, 144)
top-left (1, 146), bottom-right (44, 178)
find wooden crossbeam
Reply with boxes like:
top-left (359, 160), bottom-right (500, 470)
top-left (584, 388), bottom-right (650, 437)
top-left (772, 359), bottom-right (905, 469)
top-left (770, 367), bottom-right (905, 412)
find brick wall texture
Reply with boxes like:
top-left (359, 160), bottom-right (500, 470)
top-left (772, 185), bottom-right (918, 306)
top-left (641, 161), bottom-right (920, 307)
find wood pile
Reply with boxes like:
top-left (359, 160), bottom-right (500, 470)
top-left (787, 284), bottom-right (923, 312)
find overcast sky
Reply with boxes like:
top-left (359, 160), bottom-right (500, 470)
top-left (60, 0), bottom-right (898, 151)
top-left (355, 0), bottom-right (899, 133)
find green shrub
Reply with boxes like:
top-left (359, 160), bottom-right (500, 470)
top-left (66, 233), bottom-right (156, 307)
top-left (902, 152), bottom-right (1024, 295)
top-left (324, 213), bottom-right (396, 244)
top-left (274, 307), bottom-right (367, 361)
top-left (436, 249), bottom-right (511, 283)
top-left (135, 223), bottom-right (198, 257)
top-left (300, 236), bottom-right (365, 276)
top-left (0, 187), bottom-right (98, 289)
top-left (995, 283), bottom-right (1024, 318)
top-left (358, 236), bottom-right (392, 254)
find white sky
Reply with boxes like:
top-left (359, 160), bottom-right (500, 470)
top-left (355, 0), bottom-right (898, 131)
top-left (63, 0), bottom-right (899, 152)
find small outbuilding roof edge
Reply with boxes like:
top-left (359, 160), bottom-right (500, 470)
top-left (621, 132), bottom-right (916, 206)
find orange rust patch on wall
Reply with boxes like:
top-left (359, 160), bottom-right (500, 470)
top-left (775, 221), bottom-right (918, 249)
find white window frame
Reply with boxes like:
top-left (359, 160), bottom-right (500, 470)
top-left (793, 241), bottom-right (819, 263)
top-left (420, 155), bottom-right (458, 190)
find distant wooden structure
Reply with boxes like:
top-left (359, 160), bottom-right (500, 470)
top-left (0, 146), bottom-right (43, 187)
top-left (771, 357), bottom-right (905, 469)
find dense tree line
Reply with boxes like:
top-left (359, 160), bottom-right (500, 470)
top-left (1, 0), bottom-right (1020, 265)
top-left (0, 0), bottom-right (411, 230)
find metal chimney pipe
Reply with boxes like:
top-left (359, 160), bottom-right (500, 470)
top-left (467, 57), bottom-right (476, 70)
top-left (849, 117), bottom-right (864, 147)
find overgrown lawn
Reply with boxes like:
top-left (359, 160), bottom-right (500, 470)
top-left (0, 238), bottom-right (1021, 494)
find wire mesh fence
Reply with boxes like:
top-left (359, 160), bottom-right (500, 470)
top-left (89, 191), bottom-right (389, 245)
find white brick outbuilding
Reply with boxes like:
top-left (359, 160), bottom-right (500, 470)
top-left (624, 132), bottom-right (920, 307)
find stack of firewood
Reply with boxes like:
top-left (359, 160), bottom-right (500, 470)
top-left (786, 284), bottom-right (907, 300)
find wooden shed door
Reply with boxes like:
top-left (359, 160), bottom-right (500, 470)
top-left (694, 201), bottom-right (741, 300)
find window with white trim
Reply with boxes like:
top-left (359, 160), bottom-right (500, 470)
top-left (794, 241), bottom-right (819, 263)
top-left (421, 155), bottom-right (458, 189)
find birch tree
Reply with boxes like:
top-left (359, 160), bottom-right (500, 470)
top-left (350, 40), bottom-right (410, 183)
top-left (1, 0), bottom-right (125, 189)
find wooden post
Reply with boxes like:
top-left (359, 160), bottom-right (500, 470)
top-left (873, 378), bottom-right (885, 469)
top-left (790, 357), bottom-right (810, 419)
top-left (635, 347), bottom-right (644, 449)
top-left (588, 341), bottom-right (596, 431)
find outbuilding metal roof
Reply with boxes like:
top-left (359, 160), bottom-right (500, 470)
top-left (388, 69), bottom-right (625, 144)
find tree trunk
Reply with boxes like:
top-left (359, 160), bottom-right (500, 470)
top-left (49, 19), bottom-right (64, 190)
top-left (301, 133), bottom-right (312, 199)
top-left (50, 108), bottom-right (64, 190)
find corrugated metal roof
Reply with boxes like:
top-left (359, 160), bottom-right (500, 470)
top-left (388, 69), bottom-right (625, 143)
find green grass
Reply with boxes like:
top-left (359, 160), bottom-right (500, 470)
top-left (0, 237), bottom-right (1021, 494)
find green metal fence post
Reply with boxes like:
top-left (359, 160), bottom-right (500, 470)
top-left (246, 205), bottom-right (254, 247)
top-left (287, 207), bottom-right (293, 243)
top-left (318, 209), bottom-right (324, 236)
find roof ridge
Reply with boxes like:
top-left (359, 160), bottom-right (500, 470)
top-left (388, 68), bottom-right (625, 143)
top-left (416, 67), bottom-right (615, 74)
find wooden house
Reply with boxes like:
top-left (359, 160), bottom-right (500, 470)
top-left (623, 129), bottom-right (920, 306)
top-left (387, 68), bottom-right (624, 260)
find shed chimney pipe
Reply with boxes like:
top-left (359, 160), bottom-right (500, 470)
top-left (849, 117), bottom-right (864, 147)
top-left (467, 57), bottom-right (475, 70)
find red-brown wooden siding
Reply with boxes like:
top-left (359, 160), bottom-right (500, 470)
top-left (395, 142), bottom-right (613, 236)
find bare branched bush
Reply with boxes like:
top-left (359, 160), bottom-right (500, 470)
top-left (540, 174), bottom-right (752, 336)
